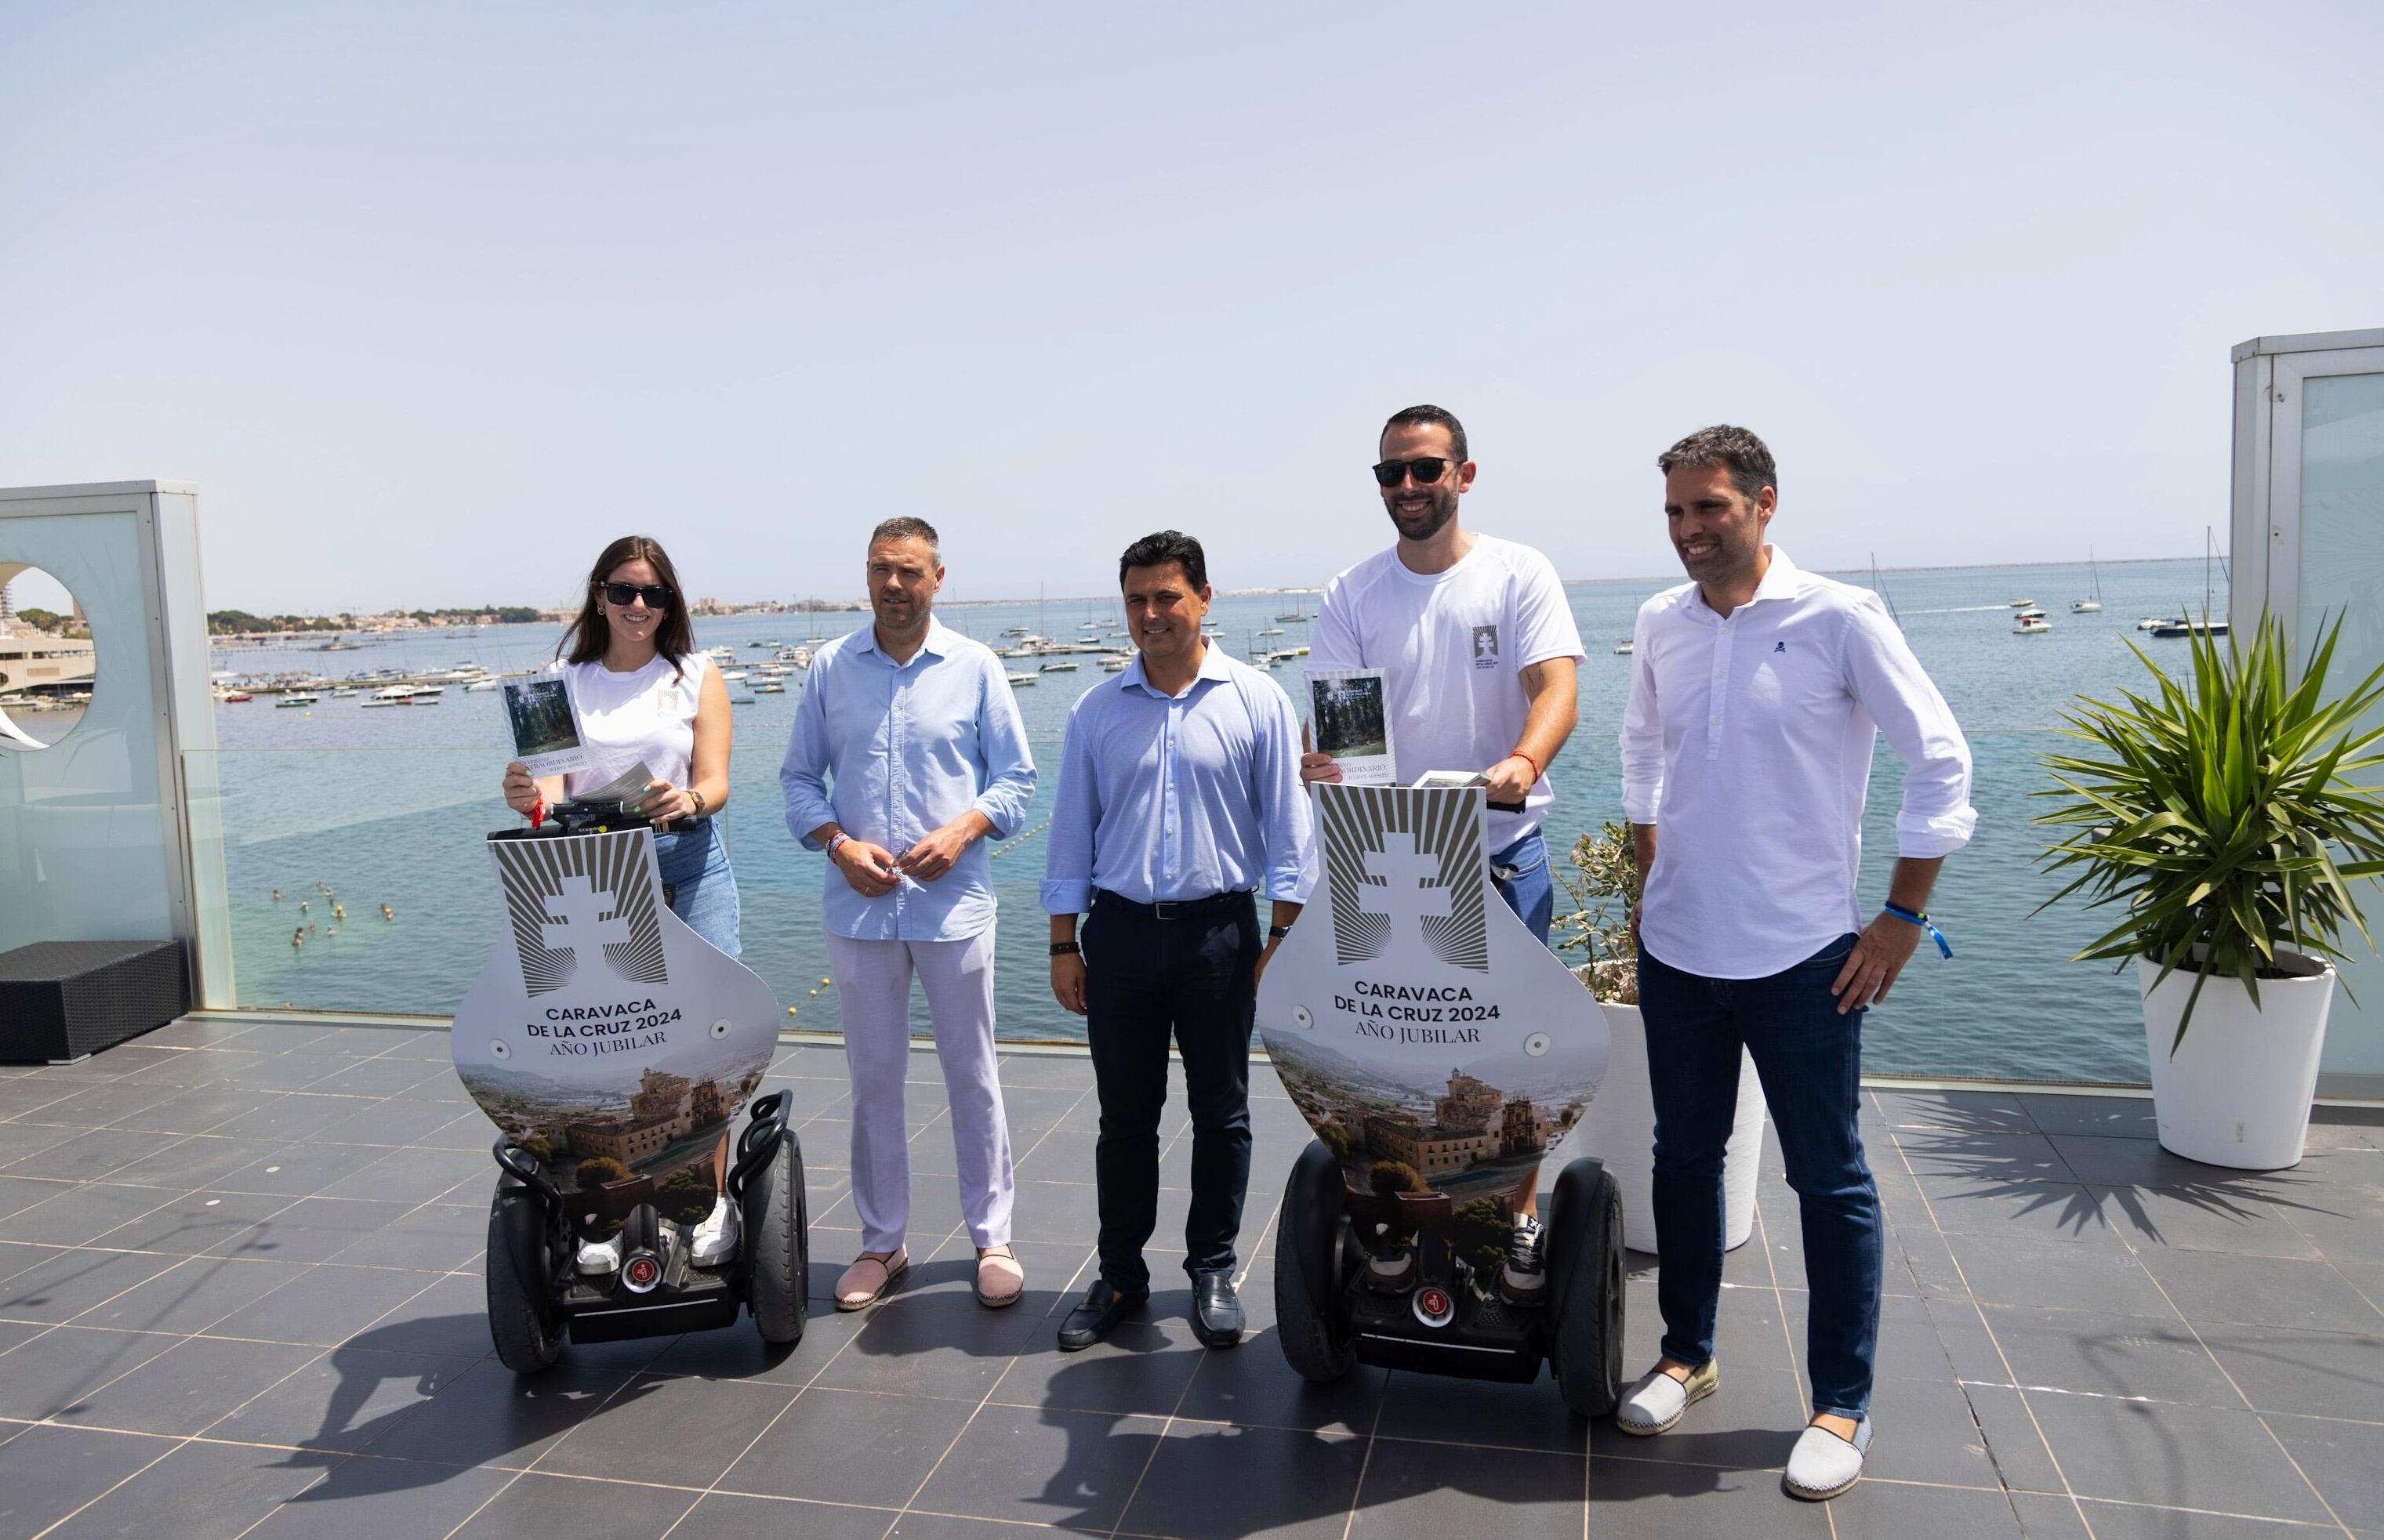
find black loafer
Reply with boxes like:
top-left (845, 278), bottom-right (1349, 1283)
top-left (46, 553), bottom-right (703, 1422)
top-left (1058, 1280), bottom-right (1145, 1351)
top-left (1192, 1272), bottom-right (1244, 1349)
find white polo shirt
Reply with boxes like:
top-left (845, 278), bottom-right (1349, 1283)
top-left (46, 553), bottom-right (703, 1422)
top-left (1620, 548), bottom-right (1975, 980)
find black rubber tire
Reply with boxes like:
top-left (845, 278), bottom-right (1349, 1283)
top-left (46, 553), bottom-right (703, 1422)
top-left (1274, 1141), bottom-right (1355, 1382)
top-left (1547, 1158), bottom-right (1625, 1418)
top-left (746, 1129), bottom-right (808, 1346)
top-left (486, 1183), bottom-right (563, 1374)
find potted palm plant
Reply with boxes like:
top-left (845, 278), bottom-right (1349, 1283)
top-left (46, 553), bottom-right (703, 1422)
top-left (2036, 614), bottom-right (2384, 1169)
top-left (1558, 821), bottom-right (1767, 1252)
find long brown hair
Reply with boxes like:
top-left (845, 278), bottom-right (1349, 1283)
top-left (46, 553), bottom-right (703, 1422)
top-left (558, 535), bottom-right (696, 676)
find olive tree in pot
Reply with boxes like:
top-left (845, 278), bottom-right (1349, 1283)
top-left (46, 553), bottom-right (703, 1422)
top-left (1558, 821), bottom-right (1767, 1252)
top-left (2036, 614), bottom-right (2384, 1169)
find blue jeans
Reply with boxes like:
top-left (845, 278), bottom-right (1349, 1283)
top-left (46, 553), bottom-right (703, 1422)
top-left (654, 819), bottom-right (741, 958)
top-left (1490, 829), bottom-right (1554, 945)
top-left (1638, 934), bottom-right (1882, 1420)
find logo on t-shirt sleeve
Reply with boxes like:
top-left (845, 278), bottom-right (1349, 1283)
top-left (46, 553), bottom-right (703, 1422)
top-left (1471, 624), bottom-right (1500, 669)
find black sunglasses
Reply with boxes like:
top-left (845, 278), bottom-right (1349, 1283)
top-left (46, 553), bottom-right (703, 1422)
top-left (597, 582), bottom-right (673, 609)
top-left (1372, 456), bottom-right (1455, 488)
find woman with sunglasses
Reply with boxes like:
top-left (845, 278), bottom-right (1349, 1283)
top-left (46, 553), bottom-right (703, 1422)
top-left (499, 534), bottom-right (742, 957)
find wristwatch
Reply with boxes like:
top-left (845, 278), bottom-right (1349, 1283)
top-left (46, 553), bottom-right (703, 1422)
top-left (1268, 924), bottom-right (1293, 940)
top-left (690, 788), bottom-right (708, 817)
top-left (1049, 941), bottom-right (1081, 958)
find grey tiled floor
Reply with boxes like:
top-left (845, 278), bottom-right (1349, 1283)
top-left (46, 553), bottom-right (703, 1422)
top-left (2, 1019), bottom-right (2381, 1539)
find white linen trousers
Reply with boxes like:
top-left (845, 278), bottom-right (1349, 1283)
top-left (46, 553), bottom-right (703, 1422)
top-left (823, 929), bottom-right (1014, 1252)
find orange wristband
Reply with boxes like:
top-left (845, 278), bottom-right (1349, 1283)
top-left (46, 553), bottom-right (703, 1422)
top-left (1509, 749), bottom-right (1540, 780)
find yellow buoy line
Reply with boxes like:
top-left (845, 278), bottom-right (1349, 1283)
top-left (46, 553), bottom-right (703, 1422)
top-left (988, 817), bottom-right (1054, 861)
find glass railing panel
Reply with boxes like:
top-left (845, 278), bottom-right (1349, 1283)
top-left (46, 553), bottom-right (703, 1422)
top-left (200, 562), bottom-right (2230, 1083)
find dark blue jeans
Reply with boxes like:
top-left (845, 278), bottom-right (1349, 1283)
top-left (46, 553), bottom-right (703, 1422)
top-left (1083, 893), bottom-right (1257, 1292)
top-left (1638, 935), bottom-right (1883, 1420)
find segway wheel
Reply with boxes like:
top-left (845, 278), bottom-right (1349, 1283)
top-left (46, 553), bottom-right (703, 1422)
top-left (1546, 1157), bottom-right (1624, 1417)
top-left (486, 1183), bottom-right (562, 1374)
top-left (1274, 1140), bottom-right (1355, 1382)
top-left (746, 1129), bottom-right (809, 1345)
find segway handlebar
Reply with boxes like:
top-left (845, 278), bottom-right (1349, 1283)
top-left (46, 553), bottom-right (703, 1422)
top-left (487, 797), bottom-right (661, 842)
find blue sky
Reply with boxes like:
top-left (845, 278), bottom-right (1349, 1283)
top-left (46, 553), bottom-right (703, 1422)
top-left (2, 2), bottom-right (2379, 613)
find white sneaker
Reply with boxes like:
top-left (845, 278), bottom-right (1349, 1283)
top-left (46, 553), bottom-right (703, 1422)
top-left (575, 1234), bottom-right (622, 1277)
top-left (1497, 1214), bottom-right (1547, 1305)
top-left (689, 1194), bottom-right (740, 1267)
top-left (1613, 1358), bottom-right (1719, 1436)
top-left (1783, 1417), bottom-right (1874, 1501)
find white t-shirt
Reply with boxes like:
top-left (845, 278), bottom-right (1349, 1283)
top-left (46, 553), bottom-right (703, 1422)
top-left (1309, 534), bottom-right (1585, 851)
top-left (557, 652), bottom-right (713, 800)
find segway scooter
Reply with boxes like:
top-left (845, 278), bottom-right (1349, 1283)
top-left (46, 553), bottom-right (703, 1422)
top-left (1255, 779), bottom-right (1624, 1415)
top-left (454, 796), bottom-right (807, 1372)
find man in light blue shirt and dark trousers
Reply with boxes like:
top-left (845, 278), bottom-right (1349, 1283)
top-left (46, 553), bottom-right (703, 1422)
top-left (1043, 531), bottom-right (1315, 1352)
top-left (782, 517), bottom-right (1037, 1314)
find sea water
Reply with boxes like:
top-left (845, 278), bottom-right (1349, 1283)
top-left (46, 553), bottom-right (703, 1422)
top-left (212, 557), bottom-right (2224, 1083)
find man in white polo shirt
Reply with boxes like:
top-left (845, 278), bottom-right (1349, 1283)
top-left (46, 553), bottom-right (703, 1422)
top-left (1300, 403), bottom-right (1585, 1304)
top-left (1614, 426), bottom-right (1974, 1502)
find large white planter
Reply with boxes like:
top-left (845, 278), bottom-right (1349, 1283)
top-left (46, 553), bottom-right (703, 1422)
top-left (2137, 950), bottom-right (2334, 1170)
top-left (1570, 971), bottom-right (1768, 1254)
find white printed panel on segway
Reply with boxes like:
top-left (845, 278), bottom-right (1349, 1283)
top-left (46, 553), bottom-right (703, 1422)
top-left (1257, 782), bottom-right (1610, 1208)
top-left (451, 827), bottom-right (782, 1237)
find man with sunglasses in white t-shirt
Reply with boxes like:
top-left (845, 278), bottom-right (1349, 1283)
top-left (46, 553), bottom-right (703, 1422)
top-left (1299, 403), bottom-right (1585, 1305)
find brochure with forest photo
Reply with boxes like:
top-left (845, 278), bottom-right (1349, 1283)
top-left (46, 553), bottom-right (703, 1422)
top-left (501, 677), bottom-right (589, 778)
top-left (1307, 667), bottom-right (1395, 787)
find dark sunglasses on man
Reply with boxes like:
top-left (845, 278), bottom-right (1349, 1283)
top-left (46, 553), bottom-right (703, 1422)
top-left (1372, 456), bottom-right (1456, 488)
top-left (598, 581), bottom-right (673, 609)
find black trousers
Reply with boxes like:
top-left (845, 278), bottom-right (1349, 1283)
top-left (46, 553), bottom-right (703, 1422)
top-left (1083, 891), bottom-right (1257, 1292)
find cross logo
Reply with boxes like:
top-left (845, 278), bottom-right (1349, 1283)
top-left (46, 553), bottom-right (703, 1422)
top-left (540, 874), bottom-right (633, 972)
top-left (1358, 830), bottom-right (1450, 943)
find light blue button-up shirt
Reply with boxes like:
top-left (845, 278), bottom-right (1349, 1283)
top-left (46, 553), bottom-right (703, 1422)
top-left (1040, 643), bottom-right (1315, 915)
top-left (780, 618), bottom-right (1036, 941)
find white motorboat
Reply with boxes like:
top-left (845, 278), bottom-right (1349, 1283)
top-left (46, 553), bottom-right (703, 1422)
top-left (2014, 610), bottom-right (2052, 635)
top-left (1257, 626), bottom-right (1284, 637)
top-left (2007, 598), bottom-right (2036, 608)
top-left (720, 670), bottom-right (748, 683)
top-left (1101, 657), bottom-right (1129, 672)
top-left (1040, 660), bottom-right (1078, 672)
top-left (465, 679), bottom-right (501, 692)
top-left (754, 681), bottom-right (786, 694)
top-left (1005, 671), bottom-right (1038, 687)
top-left (277, 693), bottom-right (320, 708)
top-left (2151, 618), bottom-right (2229, 639)
top-left (1613, 640), bottom-right (1635, 655)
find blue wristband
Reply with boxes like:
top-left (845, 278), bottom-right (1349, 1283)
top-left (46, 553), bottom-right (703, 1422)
top-left (1882, 901), bottom-right (1951, 958)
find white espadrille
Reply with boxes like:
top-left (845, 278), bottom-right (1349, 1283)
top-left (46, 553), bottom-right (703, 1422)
top-left (1613, 1358), bottom-right (1719, 1436)
top-left (1783, 1416), bottom-right (1874, 1500)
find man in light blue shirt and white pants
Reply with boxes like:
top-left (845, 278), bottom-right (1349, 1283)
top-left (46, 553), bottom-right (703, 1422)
top-left (782, 517), bottom-right (1037, 1312)
top-left (1043, 531), bottom-right (1315, 1352)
